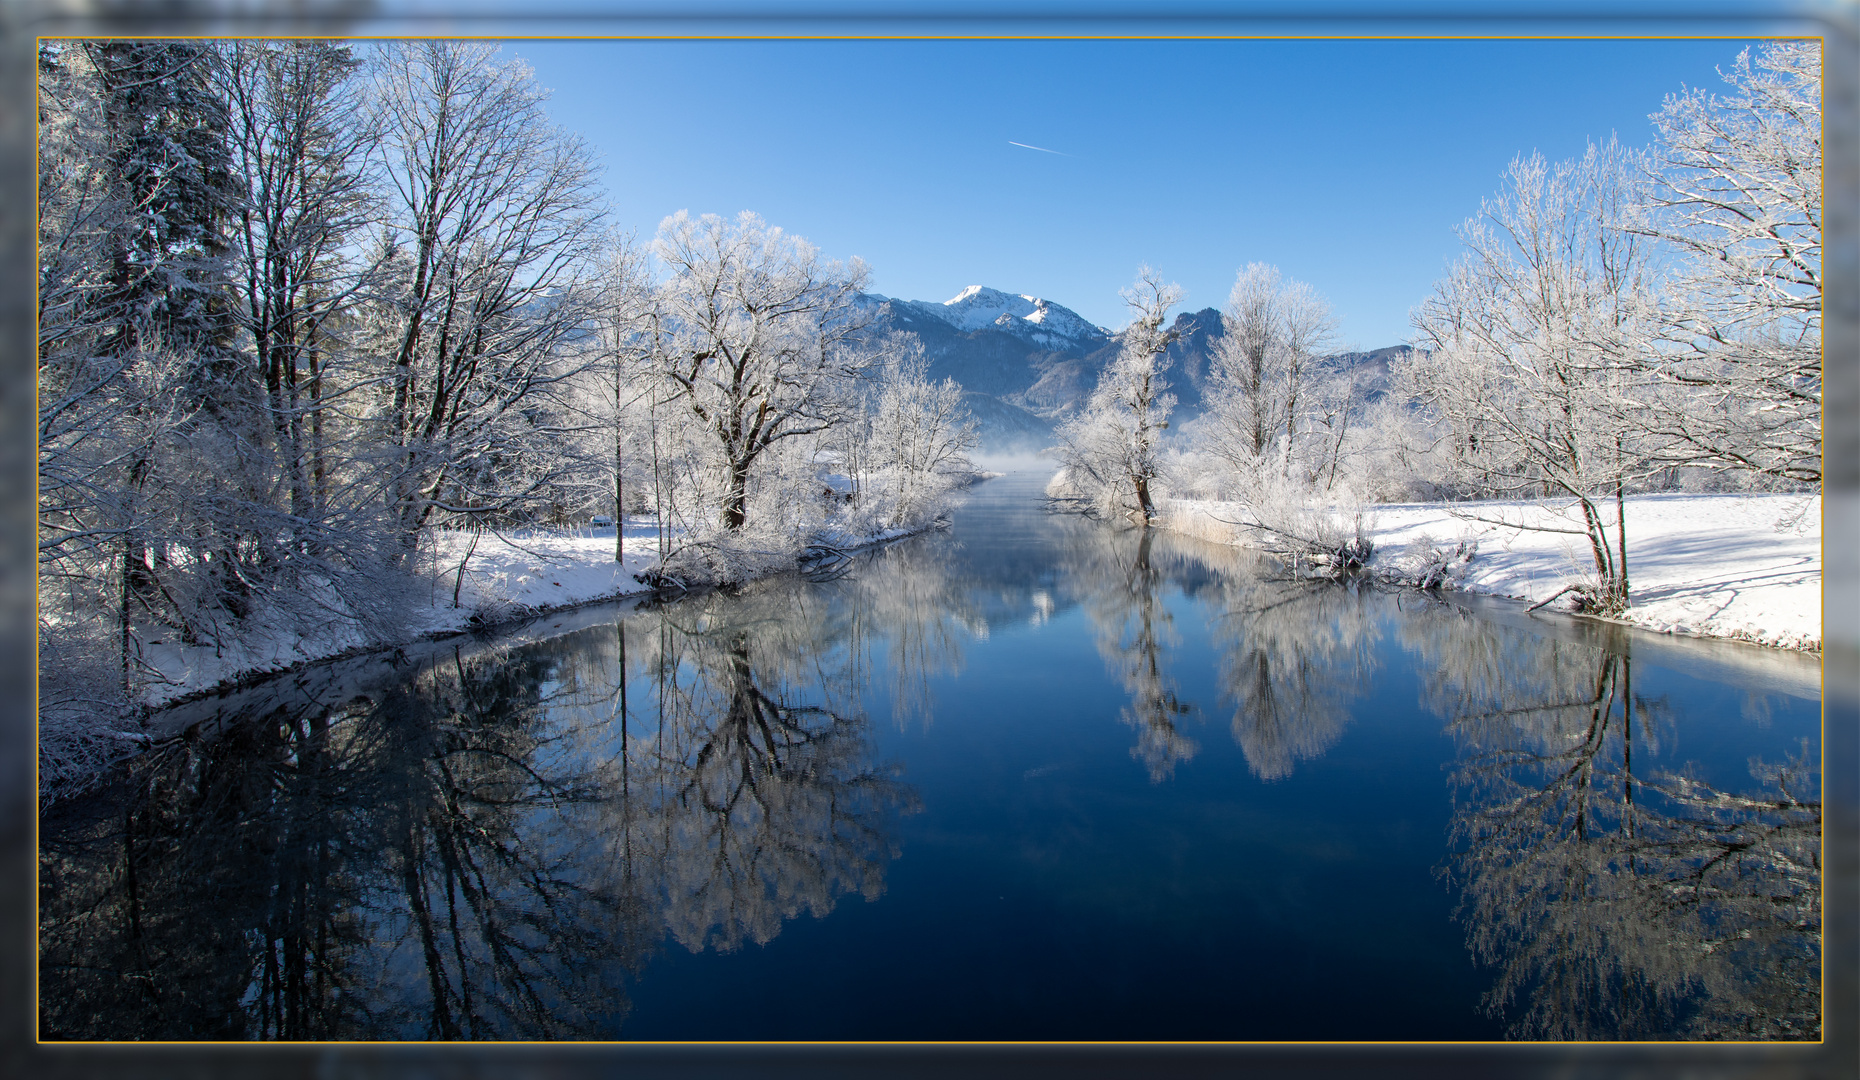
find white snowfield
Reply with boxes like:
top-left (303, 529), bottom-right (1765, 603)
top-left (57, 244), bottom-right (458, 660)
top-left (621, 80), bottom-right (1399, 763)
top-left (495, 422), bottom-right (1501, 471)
top-left (1166, 492), bottom-right (1823, 652)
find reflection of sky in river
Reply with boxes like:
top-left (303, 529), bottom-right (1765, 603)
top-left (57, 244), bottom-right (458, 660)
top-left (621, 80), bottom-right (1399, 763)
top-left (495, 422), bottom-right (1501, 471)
top-left (622, 472), bottom-right (1821, 1041)
top-left (40, 470), bottom-right (1822, 1042)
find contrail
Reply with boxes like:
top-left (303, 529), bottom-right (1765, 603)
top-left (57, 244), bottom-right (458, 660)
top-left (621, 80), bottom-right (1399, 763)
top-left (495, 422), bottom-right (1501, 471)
top-left (1008, 140), bottom-right (1069, 156)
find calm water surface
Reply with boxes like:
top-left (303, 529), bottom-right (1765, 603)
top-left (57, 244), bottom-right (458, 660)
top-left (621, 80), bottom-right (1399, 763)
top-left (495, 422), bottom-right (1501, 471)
top-left (39, 472), bottom-right (1822, 1041)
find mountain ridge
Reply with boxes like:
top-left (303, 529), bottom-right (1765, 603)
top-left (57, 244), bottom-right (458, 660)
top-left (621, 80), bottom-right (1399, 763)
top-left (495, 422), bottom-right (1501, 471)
top-left (869, 285), bottom-right (1111, 354)
top-left (862, 285), bottom-right (1408, 453)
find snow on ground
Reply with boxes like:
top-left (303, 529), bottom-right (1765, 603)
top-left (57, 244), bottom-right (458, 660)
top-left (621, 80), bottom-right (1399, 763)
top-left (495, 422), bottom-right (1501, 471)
top-left (135, 513), bottom-right (941, 709)
top-left (410, 515), bottom-right (664, 634)
top-left (136, 516), bottom-right (667, 709)
top-left (131, 486), bottom-right (1819, 713)
top-left (1164, 492), bottom-right (1822, 652)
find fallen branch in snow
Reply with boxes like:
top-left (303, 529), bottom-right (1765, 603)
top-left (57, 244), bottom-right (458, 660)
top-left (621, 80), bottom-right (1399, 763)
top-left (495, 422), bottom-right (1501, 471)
top-left (799, 546), bottom-right (856, 582)
top-left (1201, 507), bottom-right (1375, 579)
top-left (1528, 584), bottom-right (1584, 612)
top-left (798, 541), bottom-right (856, 581)
top-left (631, 567), bottom-right (692, 596)
top-left (1374, 535), bottom-right (1480, 590)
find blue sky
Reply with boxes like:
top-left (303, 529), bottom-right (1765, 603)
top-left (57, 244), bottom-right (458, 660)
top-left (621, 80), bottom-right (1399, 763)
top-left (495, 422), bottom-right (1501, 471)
top-left (505, 37), bottom-right (1771, 348)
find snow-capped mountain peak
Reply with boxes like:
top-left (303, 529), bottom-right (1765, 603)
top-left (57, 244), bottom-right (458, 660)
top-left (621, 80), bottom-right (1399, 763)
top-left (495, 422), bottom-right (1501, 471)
top-left (896, 285), bottom-right (1109, 350)
top-left (944, 284), bottom-right (1000, 307)
top-left (937, 285), bottom-right (1041, 331)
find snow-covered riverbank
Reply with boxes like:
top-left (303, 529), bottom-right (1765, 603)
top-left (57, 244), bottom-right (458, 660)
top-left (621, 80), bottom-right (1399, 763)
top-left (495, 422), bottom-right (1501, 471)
top-left (133, 515), bottom-right (928, 710)
top-left (126, 485), bottom-right (1823, 714)
top-left (129, 518), bottom-right (660, 709)
top-left (1162, 492), bottom-right (1822, 652)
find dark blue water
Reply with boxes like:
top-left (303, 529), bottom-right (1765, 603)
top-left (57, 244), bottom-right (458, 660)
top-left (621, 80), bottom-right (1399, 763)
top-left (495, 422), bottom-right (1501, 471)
top-left (39, 471), bottom-right (1822, 1041)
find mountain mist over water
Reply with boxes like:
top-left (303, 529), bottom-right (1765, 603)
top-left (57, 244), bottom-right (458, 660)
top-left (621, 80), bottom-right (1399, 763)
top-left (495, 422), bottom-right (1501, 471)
top-left (862, 286), bottom-right (1409, 453)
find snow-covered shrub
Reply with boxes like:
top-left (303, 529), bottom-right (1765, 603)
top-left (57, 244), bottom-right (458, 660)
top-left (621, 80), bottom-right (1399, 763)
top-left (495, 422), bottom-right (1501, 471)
top-left (1334, 394), bottom-right (1471, 503)
top-left (647, 535), bottom-right (804, 591)
top-left (1159, 439), bottom-right (1233, 502)
top-left (1153, 499), bottom-right (1246, 546)
top-left (1215, 469), bottom-right (1376, 578)
top-left (1566, 577), bottom-right (1630, 617)
top-left (37, 605), bottom-right (146, 804)
top-left (1377, 532), bottom-right (1479, 589)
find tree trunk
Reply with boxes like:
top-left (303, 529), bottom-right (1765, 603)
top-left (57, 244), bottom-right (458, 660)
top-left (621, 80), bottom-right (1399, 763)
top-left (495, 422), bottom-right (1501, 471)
top-left (1578, 496), bottom-right (1616, 596)
top-left (120, 533), bottom-right (135, 700)
top-left (119, 453), bottom-right (154, 700)
top-left (306, 320), bottom-right (327, 518)
top-left (624, 412), bottom-right (632, 565)
top-left (723, 457), bottom-right (751, 531)
top-left (1615, 475), bottom-right (1630, 609)
top-left (282, 318), bottom-right (310, 530)
top-left (1133, 474), bottom-right (1156, 522)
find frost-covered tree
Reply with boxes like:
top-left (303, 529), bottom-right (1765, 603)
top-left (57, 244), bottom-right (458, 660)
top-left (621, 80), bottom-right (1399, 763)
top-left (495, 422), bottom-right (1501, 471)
top-left (1299, 352), bottom-right (1378, 495)
top-left (1202, 263), bottom-right (1339, 480)
top-left (866, 331), bottom-right (978, 527)
top-left (598, 238), bottom-right (661, 553)
top-left (1633, 41), bottom-right (1821, 486)
top-left (1336, 381), bottom-right (1456, 502)
top-left (1050, 267), bottom-right (1182, 522)
top-left (366, 41), bottom-right (607, 554)
top-left (216, 40), bottom-right (380, 529)
top-left (549, 235), bottom-right (660, 562)
top-left (1409, 139), bottom-right (1658, 611)
top-left (38, 42), bottom-right (139, 707)
top-left (647, 210), bottom-right (871, 533)
top-left (1206, 262), bottom-right (1279, 465)
top-left (37, 43), bottom-right (120, 369)
top-left (37, 40), bottom-right (253, 708)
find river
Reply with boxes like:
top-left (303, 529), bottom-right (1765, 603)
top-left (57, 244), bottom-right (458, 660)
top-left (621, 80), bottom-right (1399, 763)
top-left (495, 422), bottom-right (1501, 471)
top-left (38, 470), bottom-right (1823, 1041)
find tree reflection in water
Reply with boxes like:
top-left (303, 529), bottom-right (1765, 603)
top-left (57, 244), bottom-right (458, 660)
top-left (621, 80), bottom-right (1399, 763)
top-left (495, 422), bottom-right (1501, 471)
top-left (1060, 524), bottom-right (1378, 782)
top-left (1204, 569), bottom-right (1378, 782)
top-left (601, 585), bottom-right (918, 953)
top-left (841, 537), bottom-right (985, 731)
top-left (1406, 607), bottom-right (1821, 1040)
top-left (1060, 526), bottom-right (1198, 780)
top-left (40, 574), bottom-right (916, 1041)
